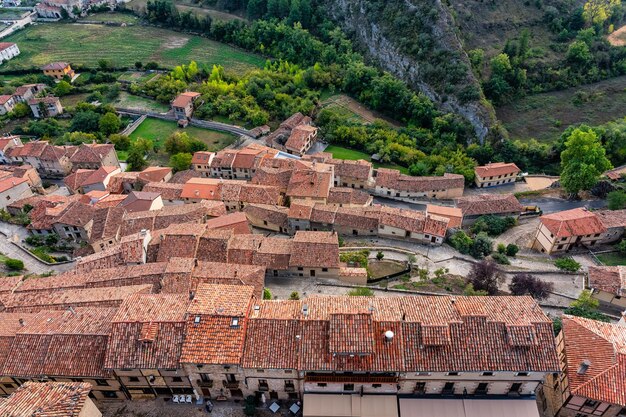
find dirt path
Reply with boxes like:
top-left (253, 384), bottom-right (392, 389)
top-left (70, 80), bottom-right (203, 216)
top-left (608, 25), bottom-right (626, 46)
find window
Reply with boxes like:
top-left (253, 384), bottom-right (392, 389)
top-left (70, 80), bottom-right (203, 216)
top-left (515, 372), bottom-right (529, 377)
top-left (343, 384), bottom-right (354, 391)
top-left (257, 369), bottom-right (265, 373)
top-left (128, 377), bottom-right (140, 382)
top-left (297, 267), bottom-right (303, 271)
top-left (102, 391), bottom-right (118, 399)
top-left (172, 377), bottom-right (183, 383)
top-left (481, 372), bottom-right (493, 376)
top-left (284, 370), bottom-right (292, 374)
top-left (447, 372), bottom-right (459, 376)
top-left (317, 383), bottom-right (327, 387)
top-left (475, 383), bottom-right (488, 395)
top-left (416, 372), bottom-right (431, 376)
top-left (414, 382), bottom-right (426, 394)
top-left (231, 317), bottom-right (239, 327)
top-left (3, 383), bottom-right (14, 389)
top-left (95, 379), bottom-right (108, 386)
top-left (509, 383), bottom-right (522, 394)
top-left (322, 268), bottom-right (328, 272)
top-left (372, 384), bottom-right (381, 388)
top-left (200, 373), bottom-right (211, 383)
top-left (583, 399), bottom-right (599, 408)
top-left (558, 245), bottom-right (564, 250)
top-left (442, 382), bottom-right (455, 394)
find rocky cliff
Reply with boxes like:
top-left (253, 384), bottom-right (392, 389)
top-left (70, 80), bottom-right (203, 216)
top-left (319, 0), bottom-right (496, 142)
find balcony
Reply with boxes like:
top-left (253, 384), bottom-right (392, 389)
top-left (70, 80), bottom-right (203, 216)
top-left (197, 379), bottom-right (213, 388)
top-left (223, 381), bottom-right (239, 389)
top-left (305, 375), bottom-right (397, 384)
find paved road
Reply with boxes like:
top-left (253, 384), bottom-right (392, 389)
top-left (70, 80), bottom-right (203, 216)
top-left (519, 197), bottom-right (606, 214)
top-left (373, 196), bottom-right (427, 210)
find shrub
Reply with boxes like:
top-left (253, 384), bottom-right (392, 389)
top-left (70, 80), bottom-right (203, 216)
top-left (289, 291), bottom-right (300, 300)
top-left (448, 230), bottom-right (473, 254)
top-left (505, 244), bottom-right (519, 257)
top-left (469, 233), bottom-right (493, 259)
top-left (497, 243), bottom-right (506, 254)
top-left (509, 273), bottom-right (554, 300)
top-left (376, 251), bottom-right (384, 261)
top-left (25, 235), bottom-right (44, 246)
top-left (491, 252), bottom-right (510, 265)
top-left (4, 258), bottom-right (24, 270)
top-left (555, 257), bottom-right (581, 272)
top-left (262, 288), bottom-right (272, 300)
top-left (467, 260), bottom-right (504, 295)
top-left (463, 282), bottom-right (488, 296)
top-left (348, 287), bottom-right (374, 296)
top-left (617, 239), bottom-right (626, 254)
top-left (471, 215), bottom-right (517, 236)
top-left (340, 250), bottom-right (370, 268)
top-left (0, 209), bottom-right (10, 222)
top-left (607, 190), bottom-right (626, 210)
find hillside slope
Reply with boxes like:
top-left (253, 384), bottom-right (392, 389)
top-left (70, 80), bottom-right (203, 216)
top-left (318, 0), bottom-right (496, 142)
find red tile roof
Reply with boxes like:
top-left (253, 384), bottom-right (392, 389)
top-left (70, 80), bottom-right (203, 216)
top-left (0, 381), bottom-right (92, 417)
top-left (286, 169), bottom-right (332, 199)
top-left (455, 193), bottom-right (523, 217)
top-left (588, 266), bottom-right (626, 296)
top-left (0, 42), bottom-right (16, 52)
top-left (540, 208), bottom-right (607, 238)
top-left (171, 91), bottom-right (200, 108)
top-left (327, 187), bottom-right (372, 206)
top-left (561, 315), bottom-right (626, 407)
top-left (289, 231), bottom-right (339, 268)
top-left (475, 162), bottom-right (521, 178)
top-left (66, 169), bottom-right (94, 193)
top-left (375, 169), bottom-right (464, 192)
top-left (0, 176), bottom-right (27, 193)
top-left (594, 209), bottom-right (626, 229)
top-left (42, 62), bottom-right (70, 70)
top-left (285, 124), bottom-right (317, 151)
top-left (426, 204), bottom-right (463, 228)
top-left (191, 151), bottom-right (213, 165)
top-left (330, 158), bottom-right (372, 181)
top-left (138, 166), bottom-right (172, 183)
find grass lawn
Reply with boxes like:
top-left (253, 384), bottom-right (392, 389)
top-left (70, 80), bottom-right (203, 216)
top-left (597, 252), bottom-right (626, 266)
top-left (117, 71), bottom-right (159, 83)
top-left (126, 117), bottom-right (236, 160)
top-left (78, 12), bottom-right (139, 23)
top-left (497, 75), bottom-right (626, 143)
top-left (2, 23), bottom-right (264, 73)
top-left (59, 92), bottom-right (91, 107)
top-left (113, 92), bottom-right (169, 113)
top-left (324, 145), bottom-right (409, 174)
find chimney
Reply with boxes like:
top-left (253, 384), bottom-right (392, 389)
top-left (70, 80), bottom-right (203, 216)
top-left (577, 360), bottom-right (591, 375)
top-left (384, 330), bottom-right (394, 342)
top-left (67, 306), bottom-right (76, 315)
top-left (18, 318), bottom-right (24, 326)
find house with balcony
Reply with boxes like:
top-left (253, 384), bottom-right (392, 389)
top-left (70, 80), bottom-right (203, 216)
top-left (531, 208), bottom-right (607, 254)
top-left (474, 162), bottom-right (521, 188)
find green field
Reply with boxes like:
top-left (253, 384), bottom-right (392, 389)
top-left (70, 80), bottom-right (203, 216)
top-left (113, 92), bottom-right (169, 113)
top-left (324, 145), bottom-right (409, 174)
top-left (118, 71), bottom-right (159, 83)
top-left (597, 252), bottom-right (626, 266)
top-left (78, 12), bottom-right (139, 23)
top-left (497, 75), bottom-right (626, 143)
top-left (123, 117), bottom-right (236, 160)
top-left (125, 0), bottom-right (245, 22)
top-left (2, 23), bottom-right (264, 72)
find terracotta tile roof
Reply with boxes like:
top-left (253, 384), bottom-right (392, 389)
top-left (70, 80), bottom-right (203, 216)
top-left (310, 204), bottom-right (337, 224)
top-left (250, 160), bottom-right (294, 191)
top-left (339, 267), bottom-right (368, 279)
top-left (42, 62), bottom-right (70, 70)
top-left (0, 275), bottom-right (22, 294)
top-left (285, 124), bottom-right (317, 151)
top-left (119, 191), bottom-right (161, 212)
top-left (0, 42), bottom-right (16, 52)
top-left (3, 308), bottom-right (116, 378)
top-left (379, 206), bottom-right (427, 233)
top-left (143, 181), bottom-right (184, 200)
top-left (605, 164), bottom-right (626, 181)
top-left (155, 200), bottom-right (225, 229)
top-left (280, 112), bottom-right (311, 129)
top-left (191, 262), bottom-right (265, 299)
top-left (455, 193), bottom-right (523, 217)
top-left (54, 201), bottom-right (95, 228)
top-left (196, 229), bottom-right (233, 263)
top-left (181, 284), bottom-right (254, 365)
top-left (138, 166), bottom-right (172, 183)
top-left (424, 215), bottom-right (449, 238)
top-left (6, 140), bottom-right (48, 159)
top-left (288, 200), bottom-right (315, 220)
top-left (4, 285), bottom-right (151, 313)
top-left (287, 169), bottom-right (332, 199)
top-left (89, 206), bottom-right (124, 243)
top-left (206, 211), bottom-right (250, 234)
top-left (561, 315), bottom-right (626, 406)
top-left (334, 206), bottom-right (380, 230)
top-left (93, 193), bottom-right (126, 208)
top-left (253, 237), bottom-right (292, 270)
top-left (245, 295), bottom-right (558, 373)
top-left (106, 171), bottom-right (139, 193)
top-left (172, 91), bottom-right (200, 108)
top-left (289, 231), bottom-right (339, 268)
top-left (0, 381), bottom-right (92, 417)
top-left (475, 162), bottom-right (521, 178)
top-left (80, 166), bottom-right (119, 186)
top-left (191, 151), bottom-right (213, 165)
top-left (540, 208), bottom-right (607, 238)
top-left (0, 94), bottom-right (12, 105)
top-left (588, 265), bottom-right (626, 296)
top-left (375, 169), bottom-right (464, 192)
top-left (0, 176), bottom-right (27, 193)
top-left (169, 169), bottom-right (200, 184)
top-left (426, 204), bottom-right (463, 228)
top-left (330, 159), bottom-right (372, 180)
top-left (16, 272), bottom-right (89, 293)
top-left (227, 234), bottom-right (264, 264)
top-left (181, 177), bottom-right (222, 200)
top-left (66, 169), bottom-right (96, 193)
top-left (594, 209), bottom-right (626, 229)
top-left (244, 204), bottom-right (288, 228)
top-left (327, 187), bottom-right (372, 206)
top-left (68, 143), bottom-right (115, 164)
top-left (104, 293), bottom-right (190, 370)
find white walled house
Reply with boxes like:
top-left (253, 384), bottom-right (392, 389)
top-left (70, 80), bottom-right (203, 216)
top-left (0, 43), bottom-right (20, 65)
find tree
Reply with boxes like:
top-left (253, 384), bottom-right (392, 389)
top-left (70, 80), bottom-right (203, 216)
top-left (98, 112), bottom-right (121, 136)
top-left (54, 80), bottom-right (72, 96)
top-left (70, 111), bottom-right (101, 133)
top-left (608, 190), bottom-right (626, 210)
top-left (169, 152), bottom-right (192, 172)
top-left (617, 239), bottom-right (626, 253)
top-left (263, 288), bottom-right (272, 300)
top-left (289, 291), bottom-right (300, 300)
top-left (348, 287), bottom-right (374, 296)
top-left (126, 146), bottom-right (147, 171)
top-left (165, 131), bottom-right (191, 154)
top-left (560, 128), bottom-right (612, 196)
top-left (135, 61), bottom-right (143, 69)
top-left (583, 0), bottom-right (621, 24)
top-left (509, 273), bottom-right (554, 300)
top-left (555, 257), bottom-right (582, 272)
top-left (109, 134), bottom-right (131, 151)
top-left (8, 102), bottom-right (30, 119)
top-left (566, 40), bottom-right (593, 66)
top-left (448, 230), bottom-right (473, 254)
top-left (376, 251), bottom-right (384, 261)
top-left (469, 233), bottom-right (493, 259)
top-left (467, 260), bottom-right (504, 295)
top-left (506, 244), bottom-right (519, 257)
